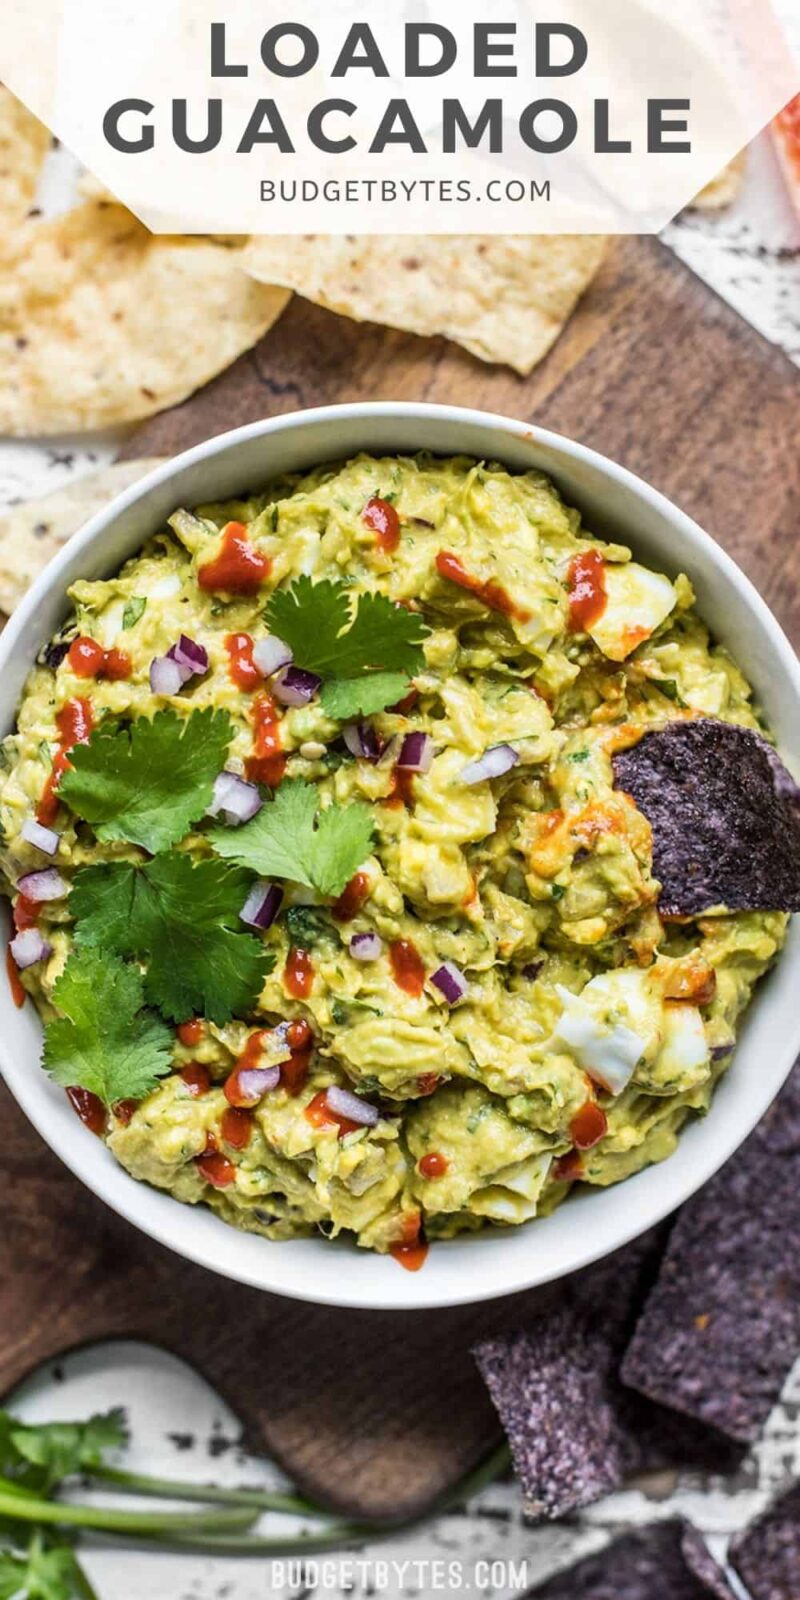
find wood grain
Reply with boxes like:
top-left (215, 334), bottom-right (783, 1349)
top-left (2, 233), bottom-right (797, 1524)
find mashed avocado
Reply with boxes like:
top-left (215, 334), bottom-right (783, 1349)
top-left (0, 454), bottom-right (787, 1262)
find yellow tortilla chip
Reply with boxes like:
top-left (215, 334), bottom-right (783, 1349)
top-left (242, 234), bottom-right (607, 375)
top-left (692, 152), bottom-right (747, 210)
top-left (0, 459), bottom-right (165, 613)
top-left (0, 201), bottom-right (290, 434)
top-left (0, 85), bottom-right (51, 231)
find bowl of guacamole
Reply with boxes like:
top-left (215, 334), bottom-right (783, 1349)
top-left (0, 404), bottom-right (798, 1310)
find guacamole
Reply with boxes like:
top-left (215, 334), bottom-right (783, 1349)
top-left (0, 455), bottom-right (787, 1265)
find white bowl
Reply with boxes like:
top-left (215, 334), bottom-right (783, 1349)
top-left (1, 403), bottom-right (798, 1312)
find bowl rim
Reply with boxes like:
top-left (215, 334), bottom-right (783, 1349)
top-left (0, 399), bottom-right (798, 1312)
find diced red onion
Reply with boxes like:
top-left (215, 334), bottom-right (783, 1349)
top-left (237, 1064), bottom-right (281, 1102)
top-left (207, 770), bottom-right (263, 825)
top-left (167, 635), bottom-right (209, 676)
top-left (272, 665), bottom-right (321, 708)
top-left (20, 819), bottom-right (60, 857)
top-left (325, 1085), bottom-right (379, 1127)
top-left (343, 722), bottom-right (382, 762)
top-left (149, 654), bottom-right (186, 697)
top-left (459, 744), bottom-right (520, 785)
top-left (10, 928), bottom-right (51, 969)
top-left (431, 961), bottom-right (469, 1005)
top-left (241, 880), bottom-right (283, 930)
top-left (349, 931), bottom-right (383, 961)
top-left (252, 636), bottom-right (293, 678)
top-left (17, 868), bottom-right (69, 902)
top-left (397, 731), bottom-right (434, 773)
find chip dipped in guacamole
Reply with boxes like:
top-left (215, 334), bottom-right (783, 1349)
top-left (0, 454), bottom-right (791, 1268)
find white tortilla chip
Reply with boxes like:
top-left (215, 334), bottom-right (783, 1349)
top-left (242, 234), bottom-right (607, 375)
top-left (0, 459), bottom-right (165, 613)
top-left (0, 85), bottom-right (51, 231)
top-left (692, 152), bottom-right (747, 211)
top-left (0, 201), bottom-right (290, 434)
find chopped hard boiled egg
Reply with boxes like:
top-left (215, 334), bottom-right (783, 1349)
top-left (657, 1003), bottom-right (709, 1082)
top-left (553, 969), bottom-right (662, 1094)
top-left (589, 562), bottom-right (677, 662)
top-left (553, 970), bottom-right (710, 1097)
top-left (469, 1153), bottom-right (553, 1223)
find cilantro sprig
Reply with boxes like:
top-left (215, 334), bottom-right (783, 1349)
top-left (43, 950), bottom-right (172, 1106)
top-left (0, 1404), bottom-right (509, 1575)
top-left (0, 1540), bottom-right (89, 1600)
top-left (209, 779), bottom-right (373, 899)
top-left (70, 855), bottom-right (273, 1025)
top-left (60, 708), bottom-right (232, 855)
top-left (265, 577), bottom-right (428, 721)
top-left (1, 1412), bottom-right (128, 1498)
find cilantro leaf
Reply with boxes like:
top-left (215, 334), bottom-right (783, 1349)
top-left (30, 1546), bottom-right (87, 1600)
top-left (209, 779), bottom-right (374, 899)
top-left (71, 855), bottom-right (272, 1025)
top-left (0, 1553), bottom-right (31, 1600)
top-left (43, 950), bottom-right (172, 1106)
top-left (320, 671), bottom-right (409, 721)
top-left (265, 578), bottom-right (428, 719)
top-left (59, 708), bottom-right (232, 855)
top-left (265, 577), bottom-right (350, 674)
top-left (6, 1409), bottom-right (127, 1493)
top-left (121, 596), bottom-right (146, 629)
top-left (0, 1545), bottom-right (87, 1600)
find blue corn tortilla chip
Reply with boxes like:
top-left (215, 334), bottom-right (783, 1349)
top-left (622, 1062), bottom-right (800, 1444)
top-left (473, 1231), bottom-right (740, 1520)
top-left (729, 1482), bottom-right (800, 1600)
top-left (612, 720), bottom-right (800, 915)
top-left (524, 1520), bottom-right (734, 1599)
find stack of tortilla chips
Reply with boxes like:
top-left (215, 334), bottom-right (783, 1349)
top-left (476, 720), bottom-right (800, 1597)
top-left (0, 83), bottom-right (609, 442)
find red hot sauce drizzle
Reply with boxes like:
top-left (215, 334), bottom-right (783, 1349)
top-left (553, 1149), bottom-right (585, 1183)
top-left (6, 947), bottom-right (25, 1008)
top-left (416, 1073), bottom-right (441, 1097)
top-left (569, 1100), bottom-right (608, 1151)
top-left (67, 637), bottom-right (131, 682)
top-left (225, 632), bottom-right (264, 692)
top-left (13, 896), bottom-right (39, 933)
top-left (246, 693), bottom-right (286, 787)
top-left (383, 765), bottom-right (416, 810)
top-left (567, 550), bottom-right (607, 632)
top-left (224, 1029), bottom-right (271, 1106)
top-left (304, 1089), bottom-right (361, 1137)
top-left (435, 550), bottom-right (530, 623)
top-left (390, 1210), bottom-right (429, 1272)
top-left (37, 698), bottom-right (94, 826)
top-left (180, 1062), bottom-right (212, 1097)
top-left (196, 1136), bottom-right (236, 1188)
top-left (389, 939), bottom-right (426, 998)
top-left (177, 1019), bottom-right (204, 1048)
top-left (284, 946), bottom-right (314, 999)
top-left (67, 1086), bottom-right (105, 1136)
top-left (418, 1151), bottom-right (448, 1179)
top-left (221, 1107), bottom-right (254, 1150)
top-left (332, 872), bottom-right (371, 922)
top-left (362, 496), bottom-right (401, 554)
top-left (198, 522), bottom-right (271, 596)
top-left (281, 1019), bottom-right (313, 1095)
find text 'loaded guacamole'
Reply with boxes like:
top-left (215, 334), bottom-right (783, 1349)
top-left (0, 456), bottom-right (787, 1268)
